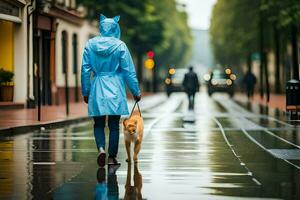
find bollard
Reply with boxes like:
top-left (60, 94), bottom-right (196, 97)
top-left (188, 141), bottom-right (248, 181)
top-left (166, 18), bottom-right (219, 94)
top-left (286, 79), bottom-right (300, 120)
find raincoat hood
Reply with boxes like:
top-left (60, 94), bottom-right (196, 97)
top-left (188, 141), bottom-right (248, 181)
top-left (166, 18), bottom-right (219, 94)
top-left (89, 36), bottom-right (123, 56)
top-left (99, 14), bottom-right (121, 39)
top-left (89, 14), bottom-right (122, 56)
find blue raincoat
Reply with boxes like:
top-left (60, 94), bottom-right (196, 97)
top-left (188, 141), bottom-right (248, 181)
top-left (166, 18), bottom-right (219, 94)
top-left (81, 14), bottom-right (141, 116)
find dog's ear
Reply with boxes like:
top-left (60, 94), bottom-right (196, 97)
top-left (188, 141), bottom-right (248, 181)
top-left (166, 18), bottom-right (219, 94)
top-left (123, 119), bottom-right (127, 126)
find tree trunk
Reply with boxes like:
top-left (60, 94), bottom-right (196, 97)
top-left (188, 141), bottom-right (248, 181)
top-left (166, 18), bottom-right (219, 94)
top-left (264, 51), bottom-right (270, 102)
top-left (274, 25), bottom-right (281, 93)
top-left (291, 24), bottom-right (299, 80)
top-left (152, 64), bottom-right (157, 92)
top-left (137, 52), bottom-right (143, 84)
top-left (247, 53), bottom-right (252, 72)
top-left (259, 9), bottom-right (264, 99)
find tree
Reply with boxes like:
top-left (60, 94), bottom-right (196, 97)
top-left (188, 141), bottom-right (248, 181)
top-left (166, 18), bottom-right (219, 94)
top-left (210, 0), bottom-right (260, 67)
top-left (210, 0), bottom-right (300, 96)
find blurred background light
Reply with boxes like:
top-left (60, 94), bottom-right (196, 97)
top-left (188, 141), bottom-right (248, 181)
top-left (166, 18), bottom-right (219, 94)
top-left (169, 68), bottom-right (176, 75)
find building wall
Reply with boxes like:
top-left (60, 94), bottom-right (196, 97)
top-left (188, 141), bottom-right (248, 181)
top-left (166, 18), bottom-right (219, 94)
top-left (13, 6), bottom-right (28, 103)
top-left (55, 19), bottom-right (98, 104)
top-left (55, 19), bottom-right (79, 88)
top-left (0, 1), bottom-right (28, 103)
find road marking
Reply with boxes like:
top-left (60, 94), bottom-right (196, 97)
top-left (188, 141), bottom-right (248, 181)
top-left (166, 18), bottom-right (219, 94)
top-left (32, 162), bottom-right (56, 165)
top-left (241, 128), bottom-right (300, 170)
top-left (263, 129), bottom-right (300, 149)
top-left (268, 149), bottom-right (300, 160)
top-left (213, 117), bottom-right (262, 186)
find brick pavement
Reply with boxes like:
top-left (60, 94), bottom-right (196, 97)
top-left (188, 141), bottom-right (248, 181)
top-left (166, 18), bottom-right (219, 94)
top-left (0, 103), bottom-right (88, 129)
top-left (235, 93), bottom-right (285, 111)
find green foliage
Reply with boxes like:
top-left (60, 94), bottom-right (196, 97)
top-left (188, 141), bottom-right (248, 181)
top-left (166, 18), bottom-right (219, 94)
top-left (262, 0), bottom-right (300, 28)
top-left (0, 68), bottom-right (14, 85)
top-left (77, 0), bottom-right (193, 70)
top-left (210, 0), bottom-right (260, 66)
top-left (152, 0), bottom-right (193, 69)
top-left (210, 0), bottom-right (300, 67)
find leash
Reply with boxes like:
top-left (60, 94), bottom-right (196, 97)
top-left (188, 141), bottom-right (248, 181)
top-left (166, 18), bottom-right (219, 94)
top-left (129, 101), bottom-right (142, 117)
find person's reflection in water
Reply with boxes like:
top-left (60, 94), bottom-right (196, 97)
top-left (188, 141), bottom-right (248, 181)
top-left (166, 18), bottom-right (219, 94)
top-left (124, 163), bottom-right (143, 200)
top-left (95, 165), bottom-right (120, 200)
top-left (95, 168), bottom-right (107, 200)
top-left (107, 165), bottom-right (119, 200)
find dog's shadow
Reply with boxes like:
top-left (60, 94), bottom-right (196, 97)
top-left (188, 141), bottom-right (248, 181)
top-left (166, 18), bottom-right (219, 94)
top-left (123, 163), bottom-right (143, 200)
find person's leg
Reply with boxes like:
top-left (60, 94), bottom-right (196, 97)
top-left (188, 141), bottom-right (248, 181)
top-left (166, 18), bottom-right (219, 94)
top-left (247, 86), bottom-right (251, 99)
top-left (188, 93), bottom-right (192, 109)
top-left (250, 87), bottom-right (254, 99)
top-left (191, 93), bottom-right (195, 109)
top-left (93, 116), bottom-right (106, 150)
top-left (107, 115), bottom-right (121, 158)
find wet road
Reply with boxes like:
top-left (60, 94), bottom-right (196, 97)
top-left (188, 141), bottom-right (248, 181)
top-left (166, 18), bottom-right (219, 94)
top-left (0, 92), bottom-right (300, 200)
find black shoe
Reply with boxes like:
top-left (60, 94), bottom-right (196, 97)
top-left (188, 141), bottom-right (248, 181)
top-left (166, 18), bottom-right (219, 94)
top-left (108, 164), bottom-right (120, 175)
top-left (96, 168), bottom-right (106, 183)
top-left (97, 148), bottom-right (106, 167)
top-left (108, 157), bottom-right (121, 166)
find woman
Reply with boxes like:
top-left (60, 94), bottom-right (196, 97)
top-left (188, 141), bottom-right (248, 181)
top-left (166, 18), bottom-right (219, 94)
top-left (81, 14), bottom-right (141, 167)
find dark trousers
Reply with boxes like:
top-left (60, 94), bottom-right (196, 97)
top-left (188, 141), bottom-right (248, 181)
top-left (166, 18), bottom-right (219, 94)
top-left (187, 92), bottom-right (195, 110)
top-left (247, 86), bottom-right (254, 99)
top-left (93, 115), bottom-right (121, 158)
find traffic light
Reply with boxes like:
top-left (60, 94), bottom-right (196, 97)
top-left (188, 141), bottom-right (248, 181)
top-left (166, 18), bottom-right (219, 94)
top-left (145, 51), bottom-right (155, 70)
top-left (145, 58), bottom-right (155, 69)
top-left (147, 51), bottom-right (155, 58)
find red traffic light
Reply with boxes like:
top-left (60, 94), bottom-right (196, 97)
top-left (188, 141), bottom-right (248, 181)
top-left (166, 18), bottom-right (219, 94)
top-left (147, 51), bottom-right (154, 58)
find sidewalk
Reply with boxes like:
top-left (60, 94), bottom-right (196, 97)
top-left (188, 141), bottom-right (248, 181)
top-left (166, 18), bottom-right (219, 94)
top-left (0, 103), bottom-right (89, 134)
top-left (0, 93), bottom-right (166, 134)
top-left (235, 93), bottom-right (285, 111)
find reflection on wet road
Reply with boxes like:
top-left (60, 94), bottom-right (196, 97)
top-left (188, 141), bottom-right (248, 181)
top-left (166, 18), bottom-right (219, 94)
top-left (0, 93), bottom-right (299, 199)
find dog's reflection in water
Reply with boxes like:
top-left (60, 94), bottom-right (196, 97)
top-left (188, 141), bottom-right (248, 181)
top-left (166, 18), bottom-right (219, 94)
top-left (95, 166), bottom-right (119, 200)
top-left (124, 163), bottom-right (143, 200)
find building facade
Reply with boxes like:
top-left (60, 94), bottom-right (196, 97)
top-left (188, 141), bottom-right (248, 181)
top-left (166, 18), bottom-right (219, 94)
top-left (0, 0), bottom-right (29, 103)
top-left (32, 0), bottom-right (98, 106)
top-left (0, 0), bottom-right (98, 107)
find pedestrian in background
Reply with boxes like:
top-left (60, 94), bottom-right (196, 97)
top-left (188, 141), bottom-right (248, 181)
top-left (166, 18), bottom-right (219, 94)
top-left (182, 66), bottom-right (200, 110)
top-left (243, 70), bottom-right (257, 100)
top-left (81, 14), bottom-right (141, 167)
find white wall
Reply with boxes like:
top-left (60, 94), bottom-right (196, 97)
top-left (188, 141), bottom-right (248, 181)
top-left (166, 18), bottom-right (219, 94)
top-left (55, 19), bottom-right (78, 88)
top-left (55, 19), bottom-right (98, 88)
top-left (13, 4), bottom-right (27, 103)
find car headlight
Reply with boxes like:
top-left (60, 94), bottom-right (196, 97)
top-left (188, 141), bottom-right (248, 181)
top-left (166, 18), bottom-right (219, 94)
top-left (211, 79), bottom-right (218, 85)
top-left (203, 74), bottom-right (211, 81)
top-left (226, 79), bottom-right (232, 86)
top-left (230, 74), bottom-right (236, 80)
top-left (165, 78), bottom-right (171, 85)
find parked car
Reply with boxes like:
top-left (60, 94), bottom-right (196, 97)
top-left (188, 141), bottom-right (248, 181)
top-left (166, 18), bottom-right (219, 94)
top-left (165, 68), bottom-right (189, 96)
top-left (206, 69), bottom-right (236, 97)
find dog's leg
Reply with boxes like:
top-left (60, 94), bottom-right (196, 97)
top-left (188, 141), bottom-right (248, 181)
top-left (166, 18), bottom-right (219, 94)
top-left (125, 140), bottom-right (131, 163)
top-left (133, 141), bottom-right (141, 163)
top-left (124, 162), bottom-right (131, 200)
top-left (134, 163), bottom-right (142, 198)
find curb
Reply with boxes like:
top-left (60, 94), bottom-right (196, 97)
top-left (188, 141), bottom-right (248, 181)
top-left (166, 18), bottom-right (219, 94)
top-left (0, 116), bottom-right (92, 136)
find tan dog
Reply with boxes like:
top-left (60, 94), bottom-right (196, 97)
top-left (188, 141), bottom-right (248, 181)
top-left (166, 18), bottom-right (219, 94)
top-left (123, 114), bottom-right (144, 163)
top-left (123, 163), bottom-right (143, 200)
